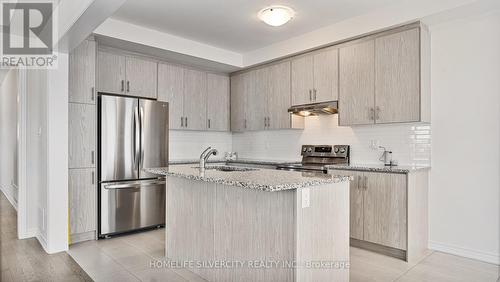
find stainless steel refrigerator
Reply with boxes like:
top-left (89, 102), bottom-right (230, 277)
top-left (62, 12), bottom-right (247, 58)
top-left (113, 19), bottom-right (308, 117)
top-left (98, 95), bottom-right (168, 237)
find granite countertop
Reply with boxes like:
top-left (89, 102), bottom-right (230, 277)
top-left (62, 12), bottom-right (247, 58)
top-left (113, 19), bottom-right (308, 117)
top-left (144, 164), bottom-right (350, 192)
top-left (169, 158), bottom-right (300, 166)
top-left (326, 164), bottom-right (431, 174)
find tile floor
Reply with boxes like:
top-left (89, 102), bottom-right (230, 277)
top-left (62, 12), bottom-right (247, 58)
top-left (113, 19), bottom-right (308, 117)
top-left (68, 228), bottom-right (500, 282)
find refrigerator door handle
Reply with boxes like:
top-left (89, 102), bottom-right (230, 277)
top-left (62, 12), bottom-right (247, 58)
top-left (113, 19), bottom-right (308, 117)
top-left (140, 106), bottom-right (145, 169)
top-left (103, 180), bottom-right (166, 190)
top-left (134, 106), bottom-right (140, 169)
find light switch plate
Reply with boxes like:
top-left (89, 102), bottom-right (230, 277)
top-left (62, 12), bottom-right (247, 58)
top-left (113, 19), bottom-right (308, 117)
top-left (301, 188), bottom-right (310, 208)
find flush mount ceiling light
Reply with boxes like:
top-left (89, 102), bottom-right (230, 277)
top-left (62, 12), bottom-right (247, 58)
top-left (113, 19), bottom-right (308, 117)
top-left (258, 5), bottom-right (295, 27)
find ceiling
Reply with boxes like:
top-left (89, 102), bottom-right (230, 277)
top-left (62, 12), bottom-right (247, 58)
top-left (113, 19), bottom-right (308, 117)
top-left (111, 0), bottom-right (401, 53)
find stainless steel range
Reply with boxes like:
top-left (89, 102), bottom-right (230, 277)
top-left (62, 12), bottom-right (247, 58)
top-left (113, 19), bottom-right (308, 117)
top-left (276, 145), bottom-right (350, 173)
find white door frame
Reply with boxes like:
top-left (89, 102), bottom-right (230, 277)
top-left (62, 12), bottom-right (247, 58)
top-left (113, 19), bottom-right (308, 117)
top-left (16, 68), bottom-right (33, 239)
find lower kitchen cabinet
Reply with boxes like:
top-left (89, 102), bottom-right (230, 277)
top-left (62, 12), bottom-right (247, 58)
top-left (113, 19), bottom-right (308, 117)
top-left (363, 172), bottom-right (407, 250)
top-left (69, 168), bottom-right (96, 243)
top-left (330, 169), bottom-right (429, 262)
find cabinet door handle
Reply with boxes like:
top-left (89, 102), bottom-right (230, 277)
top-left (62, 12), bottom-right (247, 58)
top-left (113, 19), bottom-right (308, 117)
top-left (121, 80), bottom-right (124, 92)
top-left (91, 150), bottom-right (95, 164)
top-left (364, 176), bottom-right (368, 190)
top-left (91, 87), bottom-right (95, 101)
top-left (267, 117), bottom-right (270, 128)
top-left (375, 106), bottom-right (380, 120)
top-left (91, 171), bottom-right (95, 185)
top-left (309, 89), bottom-right (312, 101)
top-left (357, 175), bottom-right (362, 190)
top-left (208, 119), bottom-right (211, 129)
top-left (369, 108), bottom-right (375, 120)
top-left (313, 89), bottom-right (317, 101)
top-left (244, 119), bottom-right (247, 129)
top-left (127, 81), bottom-right (130, 92)
top-left (185, 117), bottom-right (188, 128)
top-left (181, 117), bottom-right (184, 127)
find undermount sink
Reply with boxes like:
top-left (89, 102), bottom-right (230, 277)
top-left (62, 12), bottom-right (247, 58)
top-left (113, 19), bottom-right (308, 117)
top-left (193, 165), bottom-right (258, 172)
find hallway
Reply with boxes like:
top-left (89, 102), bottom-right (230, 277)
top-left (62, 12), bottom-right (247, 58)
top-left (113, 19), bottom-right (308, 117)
top-left (0, 192), bottom-right (92, 281)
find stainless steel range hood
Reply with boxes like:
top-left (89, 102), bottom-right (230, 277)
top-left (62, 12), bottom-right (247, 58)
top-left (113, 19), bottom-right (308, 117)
top-left (288, 101), bottom-right (338, 117)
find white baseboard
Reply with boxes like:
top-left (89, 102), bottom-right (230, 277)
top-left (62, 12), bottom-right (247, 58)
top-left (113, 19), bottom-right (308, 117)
top-left (19, 227), bottom-right (38, 239)
top-left (429, 241), bottom-right (500, 265)
top-left (36, 232), bottom-right (49, 253)
top-left (0, 184), bottom-right (18, 211)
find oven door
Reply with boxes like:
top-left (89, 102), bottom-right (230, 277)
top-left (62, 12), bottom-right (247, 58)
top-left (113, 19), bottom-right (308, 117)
top-left (100, 179), bottom-right (166, 236)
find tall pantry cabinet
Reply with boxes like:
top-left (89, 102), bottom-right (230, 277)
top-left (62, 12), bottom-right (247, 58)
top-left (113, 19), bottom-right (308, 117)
top-left (68, 38), bottom-right (97, 243)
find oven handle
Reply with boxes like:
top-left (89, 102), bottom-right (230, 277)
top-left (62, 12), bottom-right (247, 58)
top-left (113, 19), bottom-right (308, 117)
top-left (103, 180), bottom-right (166, 190)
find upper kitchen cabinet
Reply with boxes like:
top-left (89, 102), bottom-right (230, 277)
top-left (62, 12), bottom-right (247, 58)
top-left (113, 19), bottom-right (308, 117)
top-left (69, 39), bottom-right (96, 104)
top-left (291, 48), bottom-right (339, 105)
top-left (339, 40), bottom-right (375, 126)
top-left (125, 56), bottom-right (158, 99)
top-left (230, 63), bottom-right (303, 132)
top-left (158, 63), bottom-right (184, 129)
top-left (339, 24), bottom-right (430, 126)
top-left (375, 28), bottom-right (421, 123)
top-left (267, 61), bottom-right (294, 130)
top-left (97, 49), bottom-right (158, 99)
top-left (230, 72), bottom-right (250, 132)
top-left (97, 50), bottom-right (126, 94)
top-left (207, 73), bottom-right (230, 131)
top-left (247, 68), bottom-right (268, 131)
top-left (183, 69), bottom-right (207, 130)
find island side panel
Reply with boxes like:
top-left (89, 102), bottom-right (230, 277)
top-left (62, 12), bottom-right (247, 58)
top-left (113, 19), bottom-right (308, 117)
top-left (166, 176), bottom-right (216, 281)
top-left (214, 184), bottom-right (296, 282)
top-left (295, 182), bottom-right (350, 282)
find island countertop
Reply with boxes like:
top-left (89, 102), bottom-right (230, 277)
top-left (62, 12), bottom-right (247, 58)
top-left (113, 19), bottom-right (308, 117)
top-left (144, 164), bottom-right (351, 192)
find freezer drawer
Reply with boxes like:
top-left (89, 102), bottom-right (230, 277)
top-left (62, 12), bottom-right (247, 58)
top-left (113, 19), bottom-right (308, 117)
top-left (100, 179), bottom-right (165, 236)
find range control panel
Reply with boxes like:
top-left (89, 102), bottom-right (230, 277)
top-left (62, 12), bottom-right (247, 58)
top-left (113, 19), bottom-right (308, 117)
top-left (301, 145), bottom-right (350, 157)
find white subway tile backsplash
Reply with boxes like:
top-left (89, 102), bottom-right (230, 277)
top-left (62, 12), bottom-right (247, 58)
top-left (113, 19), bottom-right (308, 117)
top-left (169, 116), bottom-right (431, 166)
top-left (169, 130), bottom-right (233, 161)
top-left (232, 115), bottom-right (431, 166)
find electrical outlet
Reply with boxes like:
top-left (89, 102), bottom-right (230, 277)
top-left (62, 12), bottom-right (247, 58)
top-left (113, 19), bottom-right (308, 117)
top-left (369, 140), bottom-right (380, 150)
top-left (301, 188), bottom-right (310, 208)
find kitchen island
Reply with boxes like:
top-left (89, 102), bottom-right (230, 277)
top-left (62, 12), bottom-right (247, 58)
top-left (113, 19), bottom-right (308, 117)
top-left (145, 164), bottom-right (351, 282)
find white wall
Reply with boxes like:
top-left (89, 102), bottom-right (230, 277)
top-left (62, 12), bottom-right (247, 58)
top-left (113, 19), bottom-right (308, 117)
top-left (0, 69), bottom-right (19, 209)
top-left (26, 69), bottom-right (48, 242)
top-left (233, 116), bottom-right (431, 166)
top-left (428, 10), bottom-right (500, 264)
top-left (169, 131), bottom-right (232, 161)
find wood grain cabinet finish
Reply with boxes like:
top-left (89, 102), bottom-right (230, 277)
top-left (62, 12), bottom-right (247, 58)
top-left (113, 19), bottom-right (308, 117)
top-left (69, 103), bottom-right (96, 169)
top-left (125, 56), bottom-right (158, 99)
top-left (339, 40), bottom-right (376, 126)
top-left (375, 28), bottom-right (420, 123)
top-left (334, 170), bottom-right (365, 241)
top-left (231, 62), bottom-right (300, 132)
top-left (183, 69), bottom-right (207, 130)
top-left (291, 55), bottom-right (314, 105)
top-left (363, 172), bottom-right (407, 250)
top-left (97, 50), bottom-right (126, 94)
top-left (339, 25), bottom-right (429, 126)
top-left (312, 48), bottom-right (339, 103)
top-left (268, 61), bottom-right (292, 129)
top-left (69, 39), bottom-right (96, 104)
top-left (247, 68), bottom-right (268, 131)
top-left (206, 73), bottom-right (230, 131)
top-left (69, 168), bottom-right (96, 236)
top-left (98, 50), bottom-right (158, 99)
top-left (230, 73), bottom-right (248, 132)
top-left (291, 48), bottom-right (339, 105)
top-left (158, 63), bottom-right (184, 129)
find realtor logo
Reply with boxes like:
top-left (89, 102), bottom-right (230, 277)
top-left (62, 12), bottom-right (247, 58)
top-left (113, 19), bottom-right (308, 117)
top-left (1, 1), bottom-right (57, 68)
